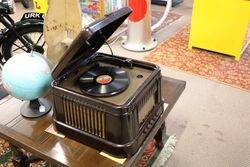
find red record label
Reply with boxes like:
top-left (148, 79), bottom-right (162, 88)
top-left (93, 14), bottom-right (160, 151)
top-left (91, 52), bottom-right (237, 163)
top-left (128, 0), bottom-right (147, 22)
top-left (96, 75), bottom-right (112, 85)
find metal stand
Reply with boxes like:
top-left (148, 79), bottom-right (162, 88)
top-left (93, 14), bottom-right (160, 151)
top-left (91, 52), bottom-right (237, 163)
top-left (20, 98), bottom-right (51, 118)
top-left (121, 36), bottom-right (157, 52)
top-left (121, 0), bottom-right (158, 52)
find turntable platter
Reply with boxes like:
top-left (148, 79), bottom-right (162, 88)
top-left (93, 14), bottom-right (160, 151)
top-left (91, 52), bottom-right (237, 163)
top-left (78, 66), bottom-right (130, 97)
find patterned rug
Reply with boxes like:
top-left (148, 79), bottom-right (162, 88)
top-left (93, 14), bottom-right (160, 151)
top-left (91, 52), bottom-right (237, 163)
top-left (151, 11), bottom-right (182, 33)
top-left (138, 136), bottom-right (177, 167)
top-left (1, 137), bottom-right (174, 167)
top-left (0, 139), bottom-right (11, 167)
top-left (144, 26), bottom-right (250, 91)
top-left (0, 137), bottom-right (47, 167)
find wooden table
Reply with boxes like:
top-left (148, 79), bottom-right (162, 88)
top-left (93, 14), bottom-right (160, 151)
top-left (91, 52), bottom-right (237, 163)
top-left (0, 77), bottom-right (185, 167)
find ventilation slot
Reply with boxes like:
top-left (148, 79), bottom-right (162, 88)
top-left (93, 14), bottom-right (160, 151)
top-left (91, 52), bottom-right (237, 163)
top-left (62, 96), bottom-right (106, 138)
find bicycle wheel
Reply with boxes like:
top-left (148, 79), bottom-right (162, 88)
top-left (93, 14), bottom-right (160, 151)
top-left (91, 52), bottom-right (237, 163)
top-left (2, 24), bottom-right (45, 61)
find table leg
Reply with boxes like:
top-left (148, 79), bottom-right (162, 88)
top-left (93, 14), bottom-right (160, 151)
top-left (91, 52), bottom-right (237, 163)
top-left (10, 144), bottom-right (44, 167)
top-left (143, 123), bottom-right (167, 166)
top-left (10, 144), bottom-right (28, 167)
top-left (154, 122), bottom-right (166, 149)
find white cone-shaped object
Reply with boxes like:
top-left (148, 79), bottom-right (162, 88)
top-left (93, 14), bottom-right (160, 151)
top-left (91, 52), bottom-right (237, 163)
top-left (121, 0), bottom-right (157, 51)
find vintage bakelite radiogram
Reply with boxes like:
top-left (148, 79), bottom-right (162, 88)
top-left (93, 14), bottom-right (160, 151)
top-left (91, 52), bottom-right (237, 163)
top-left (51, 7), bottom-right (164, 156)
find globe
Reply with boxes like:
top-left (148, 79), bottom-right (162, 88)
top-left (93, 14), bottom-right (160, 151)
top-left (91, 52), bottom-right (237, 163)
top-left (2, 52), bottom-right (53, 101)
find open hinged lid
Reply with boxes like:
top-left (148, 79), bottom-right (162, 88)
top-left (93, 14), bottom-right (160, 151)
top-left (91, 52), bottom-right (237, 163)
top-left (52, 7), bottom-right (132, 79)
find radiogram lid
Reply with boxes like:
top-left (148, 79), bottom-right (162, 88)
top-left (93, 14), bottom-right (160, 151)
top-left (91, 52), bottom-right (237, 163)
top-left (52, 7), bottom-right (132, 79)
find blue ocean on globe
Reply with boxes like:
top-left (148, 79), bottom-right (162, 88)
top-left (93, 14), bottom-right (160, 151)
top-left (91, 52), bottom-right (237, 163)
top-left (2, 52), bottom-right (53, 101)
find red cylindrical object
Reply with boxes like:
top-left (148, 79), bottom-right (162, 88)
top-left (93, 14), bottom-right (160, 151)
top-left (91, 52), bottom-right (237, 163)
top-left (128, 0), bottom-right (147, 22)
top-left (122, 0), bottom-right (158, 51)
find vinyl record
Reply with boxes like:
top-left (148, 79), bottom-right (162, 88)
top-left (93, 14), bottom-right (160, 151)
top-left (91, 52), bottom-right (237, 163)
top-left (78, 66), bottom-right (130, 97)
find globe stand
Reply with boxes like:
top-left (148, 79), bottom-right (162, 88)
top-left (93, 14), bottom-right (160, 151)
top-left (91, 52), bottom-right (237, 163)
top-left (20, 98), bottom-right (52, 118)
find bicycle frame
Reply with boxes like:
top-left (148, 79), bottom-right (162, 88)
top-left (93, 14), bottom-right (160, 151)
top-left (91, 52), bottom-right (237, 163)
top-left (0, 14), bottom-right (34, 51)
top-left (0, 11), bottom-right (44, 64)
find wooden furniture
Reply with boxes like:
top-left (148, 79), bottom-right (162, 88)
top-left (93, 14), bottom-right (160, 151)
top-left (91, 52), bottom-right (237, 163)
top-left (0, 77), bottom-right (185, 167)
top-left (189, 0), bottom-right (250, 60)
top-left (44, 0), bottom-right (82, 64)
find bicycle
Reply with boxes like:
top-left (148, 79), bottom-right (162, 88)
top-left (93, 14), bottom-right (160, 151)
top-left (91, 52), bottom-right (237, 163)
top-left (0, 0), bottom-right (44, 66)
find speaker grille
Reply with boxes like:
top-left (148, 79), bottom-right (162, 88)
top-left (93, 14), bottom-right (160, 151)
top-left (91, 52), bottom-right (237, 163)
top-left (62, 96), bottom-right (106, 139)
top-left (138, 82), bottom-right (157, 124)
